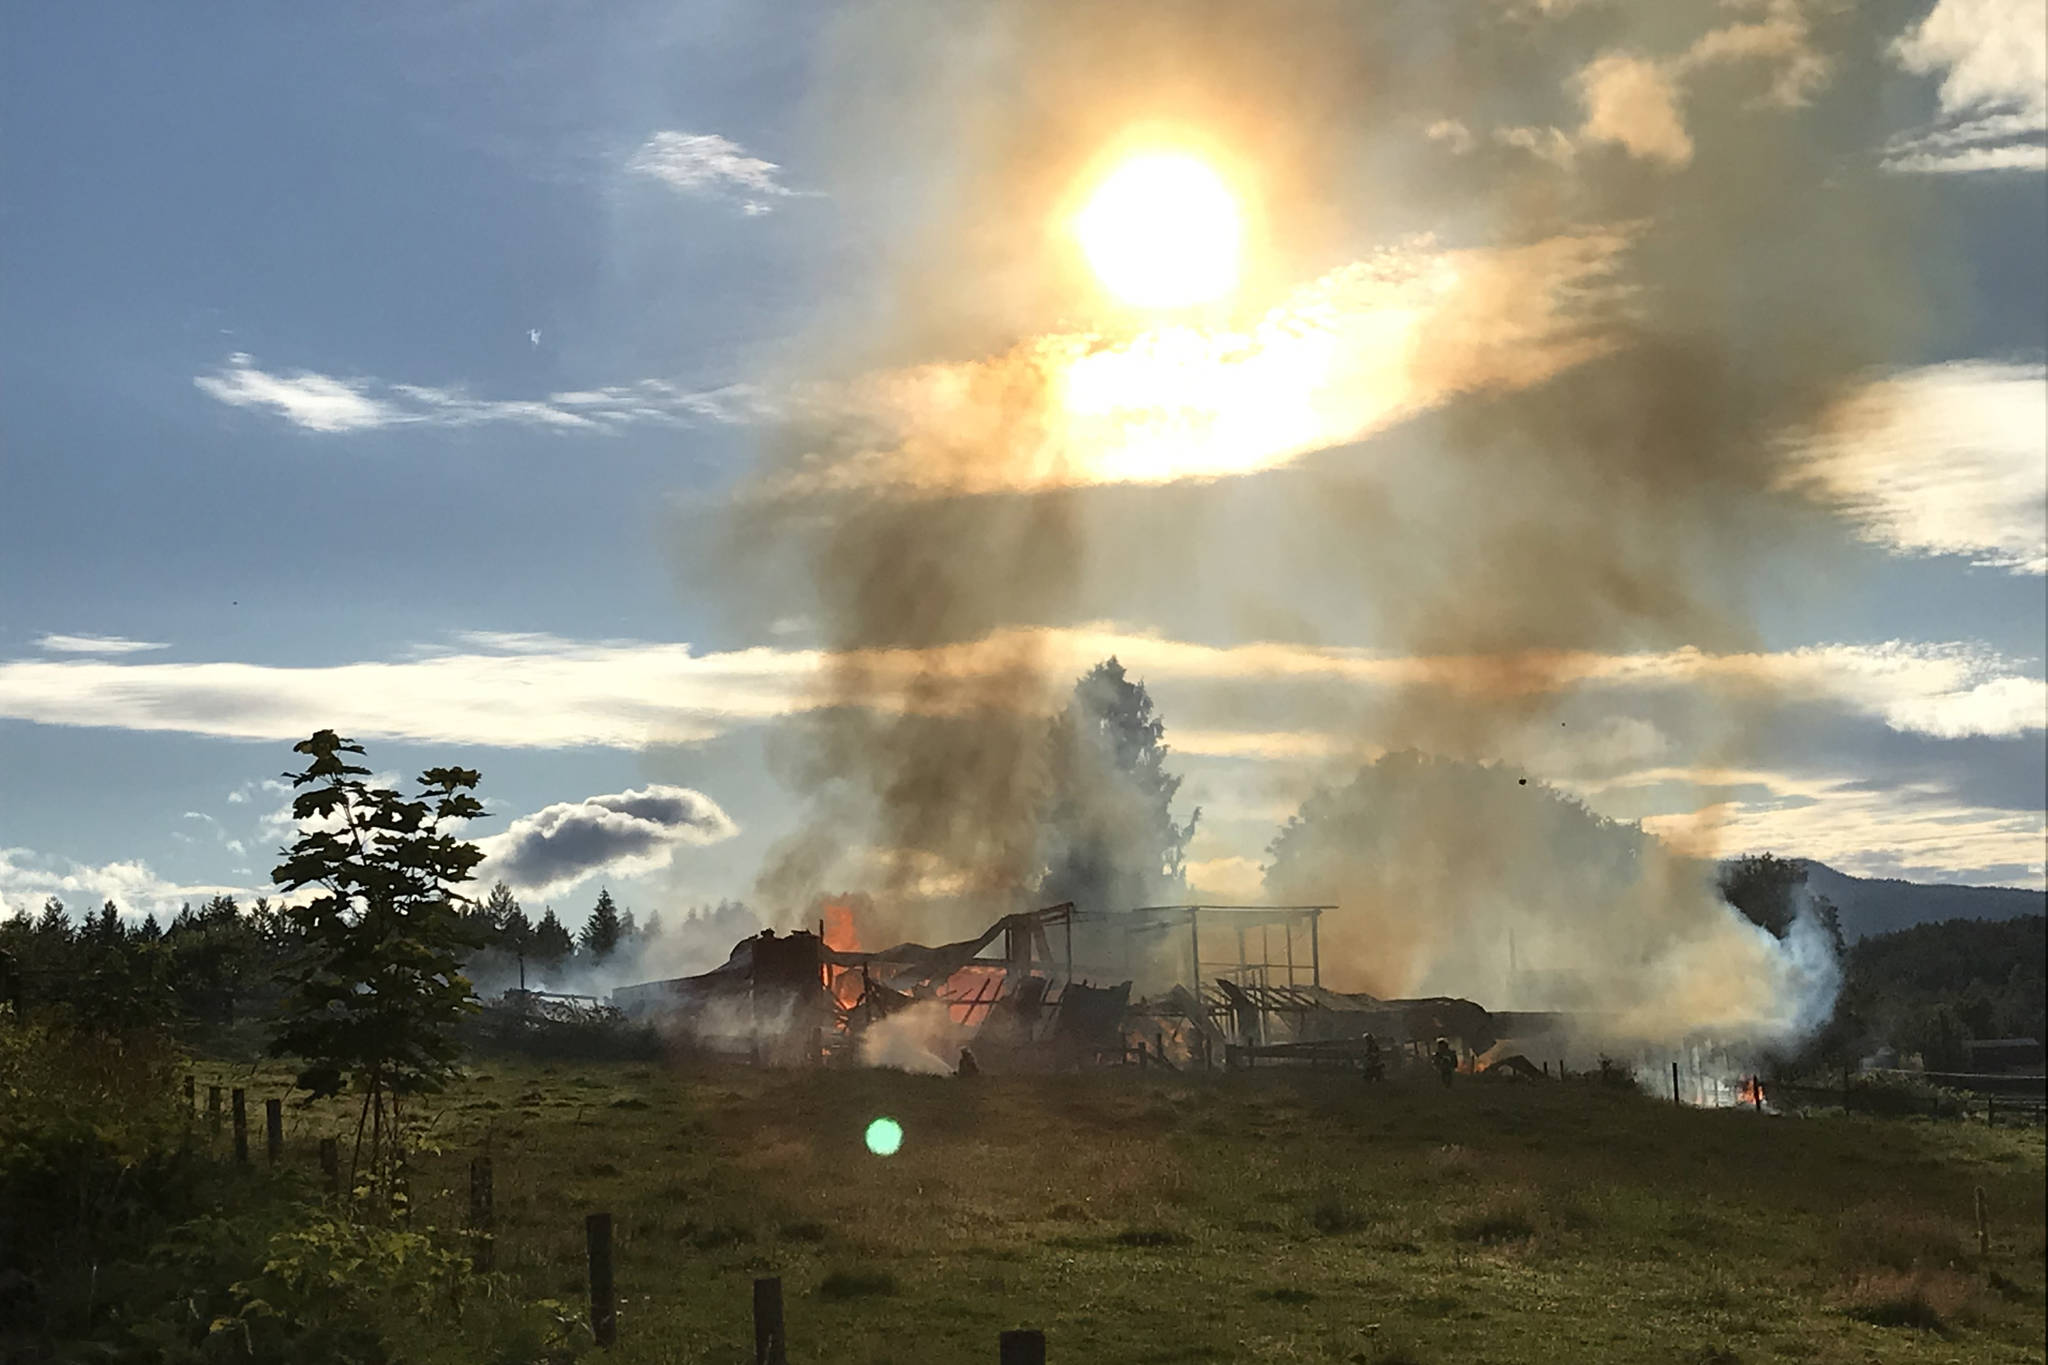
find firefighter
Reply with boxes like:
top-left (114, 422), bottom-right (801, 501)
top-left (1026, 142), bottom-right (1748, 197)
top-left (956, 1046), bottom-right (981, 1078)
top-left (1433, 1037), bottom-right (1458, 1088)
top-left (1362, 1032), bottom-right (1385, 1083)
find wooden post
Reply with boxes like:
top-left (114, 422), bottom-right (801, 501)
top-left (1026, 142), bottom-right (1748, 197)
top-left (1670, 1062), bottom-right (1680, 1107)
top-left (231, 1088), bottom-right (249, 1165)
top-left (753, 1276), bottom-right (787, 1365)
top-left (1558, 1057), bottom-right (1566, 1080)
top-left (1541, 1061), bottom-right (1549, 1077)
top-left (1000, 1329), bottom-right (1047, 1364)
top-left (1974, 1186), bottom-right (1988, 1256)
top-left (319, 1138), bottom-right (339, 1196)
top-left (470, 1156), bottom-right (495, 1272)
top-left (207, 1084), bottom-right (222, 1132)
top-left (265, 1098), bottom-right (283, 1164)
top-left (586, 1212), bottom-right (616, 1346)
top-left (1987, 1094), bottom-right (1996, 1127)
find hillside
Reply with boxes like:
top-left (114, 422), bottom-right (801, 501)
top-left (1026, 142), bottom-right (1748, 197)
top-left (1795, 860), bottom-right (2046, 942)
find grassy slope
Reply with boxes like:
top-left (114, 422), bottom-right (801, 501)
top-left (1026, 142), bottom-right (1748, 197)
top-left (198, 1057), bottom-right (2046, 1364)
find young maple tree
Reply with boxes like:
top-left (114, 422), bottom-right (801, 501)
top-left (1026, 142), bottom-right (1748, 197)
top-left (268, 730), bottom-right (488, 1193)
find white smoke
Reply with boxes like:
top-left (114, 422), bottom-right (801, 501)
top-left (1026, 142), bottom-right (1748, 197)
top-left (858, 1000), bottom-right (960, 1074)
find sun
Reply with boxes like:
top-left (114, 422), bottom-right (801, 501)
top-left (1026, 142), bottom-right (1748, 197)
top-left (1074, 153), bottom-right (1242, 310)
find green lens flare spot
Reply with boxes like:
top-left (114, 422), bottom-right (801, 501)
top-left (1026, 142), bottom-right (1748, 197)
top-left (864, 1116), bottom-right (904, 1157)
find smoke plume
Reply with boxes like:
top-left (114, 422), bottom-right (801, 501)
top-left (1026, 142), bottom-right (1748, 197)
top-left (715, 1), bottom-right (1957, 1044)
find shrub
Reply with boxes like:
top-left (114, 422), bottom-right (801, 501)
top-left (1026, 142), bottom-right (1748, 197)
top-left (818, 1268), bottom-right (899, 1299)
top-left (1450, 1204), bottom-right (1537, 1244)
top-left (1309, 1183), bottom-right (1373, 1235)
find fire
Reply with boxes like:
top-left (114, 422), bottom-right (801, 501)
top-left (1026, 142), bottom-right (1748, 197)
top-left (819, 896), bottom-right (867, 1010)
top-left (1736, 1075), bottom-right (1765, 1108)
top-left (821, 898), bottom-right (861, 953)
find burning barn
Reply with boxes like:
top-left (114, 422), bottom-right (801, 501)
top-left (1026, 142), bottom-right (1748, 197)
top-left (613, 899), bottom-right (1556, 1073)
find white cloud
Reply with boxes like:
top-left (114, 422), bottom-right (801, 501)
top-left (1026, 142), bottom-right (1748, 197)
top-left (1576, 52), bottom-right (1694, 165)
top-left (626, 131), bottom-right (806, 213)
top-left (1639, 772), bottom-right (2046, 890)
top-left (1783, 361), bottom-right (2048, 573)
top-left (0, 846), bottom-right (250, 919)
top-left (1888, 0), bottom-right (2046, 173)
top-left (36, 633), bottom-right (169, 655)
top-left (193, 354), bottom-right (393, 432)
top-left (194, 353), bottom-right (767, 436)
top-left (773, 230), bottom-right (1633, 495)
top-left (0, 628), bottom-right (2038, 754)
top-left (475, 786), bottom-right (738, 898)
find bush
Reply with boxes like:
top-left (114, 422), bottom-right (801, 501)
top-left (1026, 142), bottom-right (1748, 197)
top-left (818, 1268), bottom-right (899, 1299)
top-left (1846, 1073), bottom-right (1966, 1119)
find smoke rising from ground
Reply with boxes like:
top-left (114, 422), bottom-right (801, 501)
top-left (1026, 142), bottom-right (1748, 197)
top-left (720, 1), bottom-right (1957, 1045)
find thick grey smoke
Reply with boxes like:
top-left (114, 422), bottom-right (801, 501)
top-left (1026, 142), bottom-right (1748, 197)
top-left (718, 0), bottom-right (1957, 1041)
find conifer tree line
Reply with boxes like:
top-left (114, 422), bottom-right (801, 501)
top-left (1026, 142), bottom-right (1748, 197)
top-left (0, 875), bottom-right (674, 1027)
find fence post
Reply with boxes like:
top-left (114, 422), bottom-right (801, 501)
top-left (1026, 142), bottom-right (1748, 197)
top-left (1670, 1062), bottom-right (1680, 1107)
top-left (265, 1098), bottom-right (283, 1165)
top-left (586, 1212), bottom-right (616, 1346)
top-left (231, 1088), bottom-right (249, 1166)
top-left (1000, 1329), bottom-right (1047, 1364)
top-left (320, 1138), bottom-right (340, 1196)
top-left (1974, 1186), bottom-right (1989, 1255)
top-left (753, 1276), bottom-right (787, 1365)
top-left (470, 1156), bottom-right (495, 1272)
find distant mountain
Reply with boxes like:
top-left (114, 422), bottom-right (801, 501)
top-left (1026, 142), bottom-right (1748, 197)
top-left (1793, 860), bottom-right (2047, 942)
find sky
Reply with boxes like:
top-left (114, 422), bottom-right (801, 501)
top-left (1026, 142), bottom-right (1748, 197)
top-left (2, 0), bottom-right (2044, 940)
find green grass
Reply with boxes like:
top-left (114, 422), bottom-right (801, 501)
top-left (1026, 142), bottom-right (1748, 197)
top-left (186, 1057), bottom-right (2047, 1363)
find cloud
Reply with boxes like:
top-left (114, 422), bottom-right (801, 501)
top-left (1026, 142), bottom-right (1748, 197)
top-left (1636, 769), bottom-right (2046, 890)
top-left (1575, 52), bottom-right (1694, 165)
top-left (1887, 0), bottom-right (2046, 173)
top-left (475, 786), bottom-right (738, 897)
top-left (193, 354), bottom-right (394, 432)
top-left (769, 230), bottom-right (1634, 495)
top-left (36, 633), bottom-right (168, 655)
top-left (0, 846), bottom-right (249, 918)
top-left (626, 131), bottom-right (806, 213)
top-left (194, 353), bottom-right (767, 435)
top-left (1783, 361), bottom-right (2048, 573)
top-left (0, 626), bottom-right (2039, 753)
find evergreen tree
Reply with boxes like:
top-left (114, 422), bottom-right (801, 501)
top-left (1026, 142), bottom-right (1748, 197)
top-left (640, 909), bottom-right (664, 944)
top-left (580, 888), bottom-right (623, 961)
top-left (531, 907), bottom-right (574, 968)
top-left (481, 882), bottom-right (521, 934)
top-left (1038, 658), bottom-right (1199, 912)
top-left (86, 899), bottom-right (125, 945)
top-left (36, 896), bottom-right (70, 939)
top-left (136, 912), bottom-right (163, 942)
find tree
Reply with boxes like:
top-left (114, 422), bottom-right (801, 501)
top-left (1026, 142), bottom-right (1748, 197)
top-left (267, 730), bottom-right (488, 1195)
top-left (531, 907), bottom-right (574, 969)
top-left (36, 896), bottom-right (70, 939)
top-left (1037, 658), bottom-right (1199, 912)
top-left (1718, 853), bottom-right (1806, 938)
top-left (135, 912), bottom-right (163, 942)
top-left (580, 888), bottom-right (623, 962)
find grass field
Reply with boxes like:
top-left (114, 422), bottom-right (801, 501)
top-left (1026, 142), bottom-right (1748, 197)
top-left (189, 1055), bottom-right (2047, 1364)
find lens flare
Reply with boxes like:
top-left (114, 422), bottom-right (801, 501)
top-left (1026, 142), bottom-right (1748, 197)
top-left (1074, 153), bottom-right (1241, 309)
top-left (863, 1116), bottom-right (904, 1156)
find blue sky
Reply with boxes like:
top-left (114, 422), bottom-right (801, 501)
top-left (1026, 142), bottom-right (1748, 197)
top-left (3, 0), bottom-right (2044, 941)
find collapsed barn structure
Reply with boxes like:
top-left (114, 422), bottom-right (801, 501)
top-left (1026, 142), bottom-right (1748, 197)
top-left (611, 902), bottom-right (1568, 1071)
